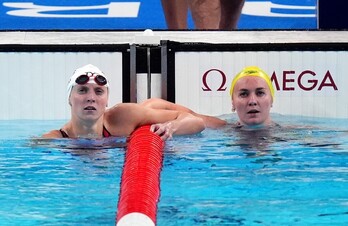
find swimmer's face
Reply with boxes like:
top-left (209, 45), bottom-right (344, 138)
top-left (69, 82), bottom-right (108, 122)
top-left (232, 76), bottom-right (273, 127)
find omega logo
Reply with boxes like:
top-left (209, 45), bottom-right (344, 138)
top-left (201, 69), bottom-right (227, 91)
top-left (271, 70), bottom-right (338, 91)
top-left (201, 69), bottom-right (338, 92)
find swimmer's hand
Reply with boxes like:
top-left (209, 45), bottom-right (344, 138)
top-left (150, 122), bottom-right (173, 141)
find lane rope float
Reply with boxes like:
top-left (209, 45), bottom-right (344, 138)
top-left (116, 125), bottom-right (165, 226)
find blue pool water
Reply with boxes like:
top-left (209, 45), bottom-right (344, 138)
top-left (1, 115), bottom-right (348, 225)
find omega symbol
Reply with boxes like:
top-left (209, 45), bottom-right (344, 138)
top-left (201, 69), bottom-right (227, 91)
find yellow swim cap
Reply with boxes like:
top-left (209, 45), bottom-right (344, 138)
top-left (229, 66), bottom-right (274, 99)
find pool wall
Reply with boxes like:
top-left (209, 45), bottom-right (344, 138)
top-left (171, 43), bottom-right (348, 118)
top-left (0, 51), bottom-right (124, 120)
top-left (0, 31), bottom-right (347, 120)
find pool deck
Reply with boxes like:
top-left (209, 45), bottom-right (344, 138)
top-left (0, 30), bottom-right (348, 45)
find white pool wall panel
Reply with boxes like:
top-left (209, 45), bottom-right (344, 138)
top-left (1, 31), bottom-right (348, 120)
top-left (175, 50), bottom-right (347, 118)
top-left (0, 52), bottom-right (123, 120)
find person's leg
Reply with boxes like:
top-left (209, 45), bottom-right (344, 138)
top-left (219, 0), bottom-right (245, 29)
top-left (189, 0), bottom-right (221, 29)
top-left (141, 98), bottom-right (227, 128)
top-left (161, 0), bottom-right (189, 29)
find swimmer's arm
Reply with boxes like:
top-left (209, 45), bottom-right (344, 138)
top-left (198, 115), bottom-right (227, 129)
top-left (141, 98), bottom-right (227, 129)
top-left (140, 106), bottom-right (206, 138)
top-left (106, 103), bottom-right (205, 137)
top-left (42, 130), bottom-right (63, 138)
top-left (150, 111), bottom-right (206, 138)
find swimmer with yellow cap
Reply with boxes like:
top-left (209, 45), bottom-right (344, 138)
top-left (230, 66), bottom-right (275, 128)
top-left (139, 66), bottom-right (275, 129)
top-left (230, 66), bottom-right (274, 99)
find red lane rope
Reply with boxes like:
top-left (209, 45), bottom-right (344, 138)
top-left (116, 125), bottom-right (164, 226)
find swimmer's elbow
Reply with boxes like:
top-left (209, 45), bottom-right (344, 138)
top-left (193, 117), bottom-right (206, 133)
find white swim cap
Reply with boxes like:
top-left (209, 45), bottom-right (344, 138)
top-left (67, 64), bottom-right (109, 99)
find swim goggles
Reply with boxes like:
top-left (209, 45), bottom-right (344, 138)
top-left (75, 72), bottom-right (108, 86)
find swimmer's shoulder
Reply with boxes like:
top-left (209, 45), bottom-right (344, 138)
top-left (42, 129), bottom-right (63, 138)
top-left (106, 103), bottom-right (139, 113)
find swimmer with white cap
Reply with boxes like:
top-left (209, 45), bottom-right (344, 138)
top-left (42, 64), bottom-right (205, 139)
top-left (66, 64), bottom-right (109, 101)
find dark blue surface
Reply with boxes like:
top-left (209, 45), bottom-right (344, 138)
top-left (318, 0), bottom-right (348, 29)
top-left (0, 0), bottom-right (317, 30)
